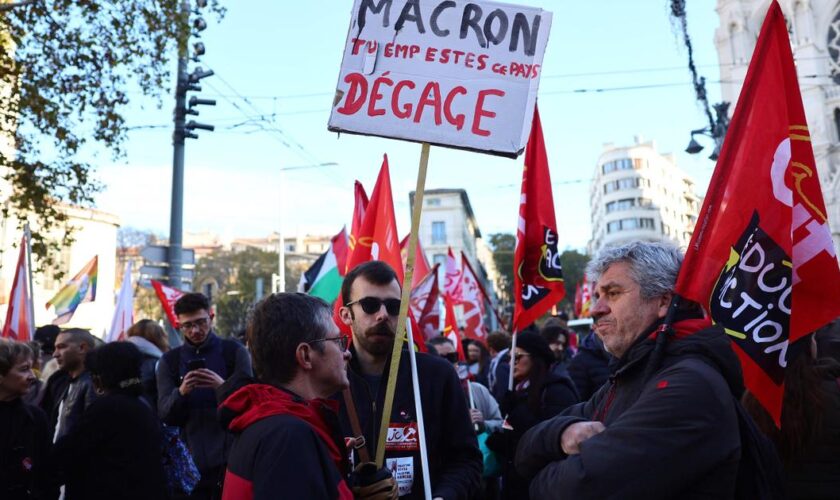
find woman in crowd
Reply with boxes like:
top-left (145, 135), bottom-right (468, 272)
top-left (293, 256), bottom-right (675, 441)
top-left (466, 339), bottom-right (491, 387)
top-left (53, 342), bottom-right (167, 500)
top-left (0, 339), bottom-right (53, 500)
top-left (742, 322), bottom-right (840, 499)
top-left (125, 319), bottom-right (169, 411)
top-left (486, 332), bottom-right (579, 499)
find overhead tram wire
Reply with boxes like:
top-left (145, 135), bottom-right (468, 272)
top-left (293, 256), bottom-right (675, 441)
top-left (202, 70), bottom-right (351, 189)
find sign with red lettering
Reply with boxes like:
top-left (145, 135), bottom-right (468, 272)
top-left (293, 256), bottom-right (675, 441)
top-left (329, 0), bottom-right (553, 158)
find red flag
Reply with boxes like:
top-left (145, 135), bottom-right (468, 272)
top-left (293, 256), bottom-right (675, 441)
top-left (513, 105), bottom-right (566, 332)
top-left (400, 234), bottom-right (432, 288)
top-left (409, 264), bottom-right (441, 341)
top-left (333, 227), bottom-right (350, 277)
top-left (675, 2), bottom-right (840, 426)
top-left (345, 155), bottom-right (403, 282)
top-left (573, 282), bottom-right (582, 317)
top-left (444, 247), bottom-right (463, 301)
top-left (407, 310), bottom-right (428, 353)
top-left (443, 295), bottom-right (466, 362)
top-left (336, 156), bottom-right (404, 333)
top-left (580, 277), bottom-right (592, 319)
top-left (151, 280), bottom-right (186, 329)
top-left (346, 180), bottom-right (369, 273)
top-left (2, 237), bottom-right (32, 341)
top-left (460, 253), bottom-right (488, 342)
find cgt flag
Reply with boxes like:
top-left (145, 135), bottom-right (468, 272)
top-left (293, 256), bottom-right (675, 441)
top-left (675, 1), bottom-right (840, 425)
top-left (347, 180), bottom-right (369, 273)
top-left (513, 105), bottom-right (565, 332)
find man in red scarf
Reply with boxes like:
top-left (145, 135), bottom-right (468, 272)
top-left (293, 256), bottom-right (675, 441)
top-left (218, 293), bottom-right (397, 500)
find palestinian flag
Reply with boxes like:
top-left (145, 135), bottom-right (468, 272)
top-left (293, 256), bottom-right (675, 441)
top-left (299, 227), bottom-right (349, 303)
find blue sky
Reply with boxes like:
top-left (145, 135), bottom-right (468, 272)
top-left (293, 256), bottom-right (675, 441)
top-left (94, 0), bottom-right (724, 251)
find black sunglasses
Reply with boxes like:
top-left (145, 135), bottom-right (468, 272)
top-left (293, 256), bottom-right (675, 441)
top-left (346, 296), bottom-right (401, 316)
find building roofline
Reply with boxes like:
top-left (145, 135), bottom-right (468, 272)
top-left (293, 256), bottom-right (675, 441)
top-left (409, 188), bottom-right (481, 238)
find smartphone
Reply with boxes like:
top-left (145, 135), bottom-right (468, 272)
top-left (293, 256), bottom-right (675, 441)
top-left (187, 358), bottom-right (206, 372)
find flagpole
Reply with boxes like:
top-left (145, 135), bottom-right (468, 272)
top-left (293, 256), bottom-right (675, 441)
top-left (23, 224), bottom-right (35, 339)
top-left (376, 142), bottom-right (430, 474)
top-left (508, 330), bottom-right (517, 391)
top-left (406, 320), bottom-right (432, 499)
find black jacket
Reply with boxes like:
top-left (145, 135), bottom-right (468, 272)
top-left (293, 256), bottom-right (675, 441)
top-left (218, 377), bottom-right (353, 500)
top-left (487, 370), bottom-right (579, 499)
top-left (516, 320), bottom-right (743, 499)
top-left (53, 393), bottom-right (168, 500)
top-left (41, 370), bottom-right (96, 442)
top-left (567, 332), bottom-right (611, 401)
top-left (338, 346), bottom-right (482, 500)
top-left (0, 399), bottom-right (54, 500)
top-left (787, 358), bottom-right (840, 499)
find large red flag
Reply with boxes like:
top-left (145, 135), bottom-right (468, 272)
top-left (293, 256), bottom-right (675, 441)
top-left (151, 280), bottom-right (186, 329)
top-left (409, 264), bottom-right (441, 341)
top-left (675, 1), bottom-right (840, 425)
top-left (2, 237), bottom-right (33, 341)
top-left (336, 156), bottom-right (404, 333)
top-left (573, 282), bottom-right (583, 318)
top-left (512, 105), bottom-right (566, 332)
top-left (347, 181), bottom-right (369, 273)
top-left (345, 155), bottom-right (403, 282)
top-left (400, 234), bottom-right (432, 288)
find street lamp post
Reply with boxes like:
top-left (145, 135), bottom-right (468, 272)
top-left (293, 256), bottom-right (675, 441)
top-left (685, 102), bottom-right (731, 161)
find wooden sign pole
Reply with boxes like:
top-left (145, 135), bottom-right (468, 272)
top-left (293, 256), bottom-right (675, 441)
top-left (375, 142), bottom-right (431, 469)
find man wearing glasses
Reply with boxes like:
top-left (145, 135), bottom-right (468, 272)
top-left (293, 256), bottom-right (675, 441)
top-left (338, 261), bottom-right (482, 500)
top-left (218, 292), bottom-right (398, 500)
top-left (157, 292), bottom-right (252, 500)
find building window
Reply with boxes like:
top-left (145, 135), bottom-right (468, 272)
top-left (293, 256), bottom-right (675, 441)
top-left (602, 158), bottom-right (635, 174)
top-left (639, 218), bottom-right (655, 229)
top-left (632, 158), bottom-right (646, 170)
top-left (431, 221), bottom-right (446, 244)
top-left (426, 197), bottom-right (441, 206)
top-left (607, 221), bottom-right (622, 233)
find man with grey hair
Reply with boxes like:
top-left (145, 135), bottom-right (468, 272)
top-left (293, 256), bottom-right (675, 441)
top-left (515, 241), bottom-right (745, 498)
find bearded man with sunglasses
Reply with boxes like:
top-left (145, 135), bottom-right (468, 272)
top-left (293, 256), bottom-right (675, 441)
top-left (157, 292), bottom-right (252, 500)
top-left (338, 261), bottom-right (482, 500)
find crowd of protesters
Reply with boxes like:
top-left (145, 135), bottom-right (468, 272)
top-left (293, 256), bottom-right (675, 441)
top-left (2, 242), bottom-right (840, 499)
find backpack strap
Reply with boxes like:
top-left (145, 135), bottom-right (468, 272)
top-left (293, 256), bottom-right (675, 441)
top-left (342, 387), bottom-right (371, 463)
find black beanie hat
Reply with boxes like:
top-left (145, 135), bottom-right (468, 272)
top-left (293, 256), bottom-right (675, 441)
top-left (515, 331), bottom-right (555, 366)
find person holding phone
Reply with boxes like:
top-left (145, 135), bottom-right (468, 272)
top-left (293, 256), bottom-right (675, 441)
top-left (157, 293), bottom-right (252, 500)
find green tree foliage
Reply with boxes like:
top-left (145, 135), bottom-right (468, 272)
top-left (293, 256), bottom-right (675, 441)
top-left (488, 232), bottom-right (515, 304)
top-left (0, 0), bottom-right (222, 273)
top-left (558, 249), bottom-right (590, 312)
top-left (194, 247), bottom-right (303, 337)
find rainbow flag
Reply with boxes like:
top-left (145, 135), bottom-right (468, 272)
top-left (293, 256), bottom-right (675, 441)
top-left (46, 255), bottom-right (98, 325)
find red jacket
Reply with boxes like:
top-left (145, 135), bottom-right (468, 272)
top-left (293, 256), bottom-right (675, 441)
top-left (219, 380), bottom-right (353, 500)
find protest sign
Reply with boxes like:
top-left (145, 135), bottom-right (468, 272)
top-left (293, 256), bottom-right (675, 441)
top-left (329, 0), bottom-right (553, 158)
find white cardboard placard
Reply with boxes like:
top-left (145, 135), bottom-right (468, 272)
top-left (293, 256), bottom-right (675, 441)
top-left (328, 0), bottom-right (553, 158)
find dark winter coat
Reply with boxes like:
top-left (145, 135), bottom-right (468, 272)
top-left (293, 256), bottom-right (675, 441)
top-left (567, 332), bottom-right (611, 401)
top-left (486, 369), bottom-right (579, 499)
top-left (53, 393), bottom-right (168, 500)
top-left (339, 346), bottom-right (482, 500)
top-left (127, 336), bottom-right (164, 413)
top-left (515, 319), bottom-right (744, 499)
top-left (786, 358), bottom-right (840, 499)
top-left (488, 350), bottom-right (511, 403)
top-left (218, 377), bottom-right (353, 500)
top-left (42, 370), bottom-right (96, 441)
top-left (0, 399), bottom-right (54, 500)
top-left (157, 332), bottom-right (252, 472)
